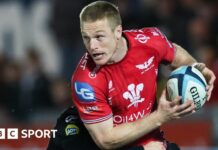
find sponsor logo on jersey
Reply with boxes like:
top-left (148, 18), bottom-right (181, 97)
top-left (134, 34), bottom-right (150, 43)
top-left (108, 80), bottom-right (115, 93)
top-left (80, 53), bottom-right (89, 70)
top-left (108, 80), bottom-right (115, 106)
top-left (136, 56), bottom-right (155, 74)
top-left (65, 115), bottom-right (78, 123)
top-left (89, 72), bottom-right (96, 78)
top-left (84, 106), bottom-right (99, 112)
top-left (123, 83), bottom-right (145, 108)
top-left (113, 109), bottom-right (148, 124)
top-left (74, 82), bottom-right (95, 102)
top-left (88, 65), bottom-right (100, 78)
top-left (65, 124), bottom-right (79, 136)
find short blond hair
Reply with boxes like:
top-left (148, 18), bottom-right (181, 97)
top-left (80, 1), bottom-right (122, 30)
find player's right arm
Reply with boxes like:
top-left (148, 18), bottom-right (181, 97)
top-left (84, 90), bottom-right (195, 150)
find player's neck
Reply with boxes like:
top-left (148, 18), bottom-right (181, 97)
top-left (108, 36), bottom-right (128, 64)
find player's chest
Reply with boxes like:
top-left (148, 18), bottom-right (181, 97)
top-left (104, 54), bottom-right (158, 111)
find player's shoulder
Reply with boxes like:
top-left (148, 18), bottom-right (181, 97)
top-left (123, 27), bottom-right (164, 38)
top-left (71, 53), bottom-right (107, 88)
top-left (73, 53), bottom-right (94, 74)
top-left (72, 53), bottom-right (99, 79)
top-left (123, 27), bottom-right (167, 48)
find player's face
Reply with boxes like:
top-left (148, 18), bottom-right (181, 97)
top-left (81, 18), bottom-right (121, 65)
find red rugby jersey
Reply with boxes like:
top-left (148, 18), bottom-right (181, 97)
top-left (71, 27), bottom-right (175, 146)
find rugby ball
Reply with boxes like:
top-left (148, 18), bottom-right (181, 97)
top-left (167, 66), bottom-right (207, 110)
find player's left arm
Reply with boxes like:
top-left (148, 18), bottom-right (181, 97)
top-left (171, 43), bottom-right (216, 101)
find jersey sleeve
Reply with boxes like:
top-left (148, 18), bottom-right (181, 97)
top-left (143, 27), bottom-right (175, 64)
top-left (71, 57), bottom-right (112, 124)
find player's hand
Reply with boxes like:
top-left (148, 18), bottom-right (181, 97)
top-left (193, 63), bottom-right (216, 101)
top-left (157, 89), bottom-right (195, 123)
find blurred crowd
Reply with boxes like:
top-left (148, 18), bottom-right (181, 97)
top-left (0, 47), bottom-right (72, 123)
top-left (0, 0), bottom-right (217, 131)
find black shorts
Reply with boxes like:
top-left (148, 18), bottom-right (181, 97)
top-left (47, 107), bottom-right (179, 150)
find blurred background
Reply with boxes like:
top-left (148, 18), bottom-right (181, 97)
top-left (0, 0), bottom-right (217, 149)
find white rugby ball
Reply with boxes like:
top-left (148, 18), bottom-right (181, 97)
top-left (167, 66), bottom-right (207, 110)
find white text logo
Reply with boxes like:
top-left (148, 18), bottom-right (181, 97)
top-left (0, 128), bottom-right (57, 139)
top-left (80, 53), bottom-right (89, 70)
top-left (108, 80), bottom-right (115, 93)
top-left (113, 109), bottom-right (147, 124)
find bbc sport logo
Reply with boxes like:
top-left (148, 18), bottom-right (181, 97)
top-left (0, 128), bottom-right (5, 139)
top-left (0, 128), bottom-right (57, 139)
top-left (7, 128), bottom-right (18, 139)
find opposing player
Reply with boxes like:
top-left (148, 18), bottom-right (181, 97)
top-left (47, 106), bottom-right (147, 150)
top-left (47, 106), bottom-right (99, 150)
top-left (71, 1), bottom-right (216, 149)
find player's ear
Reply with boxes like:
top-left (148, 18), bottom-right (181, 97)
top-left (114, 25), bottom-right (122, 40)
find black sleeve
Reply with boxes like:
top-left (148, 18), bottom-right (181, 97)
top-left (167, 142), bottom-right (181, 150)
top-left (46, 107), bottom-right (100, 150)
